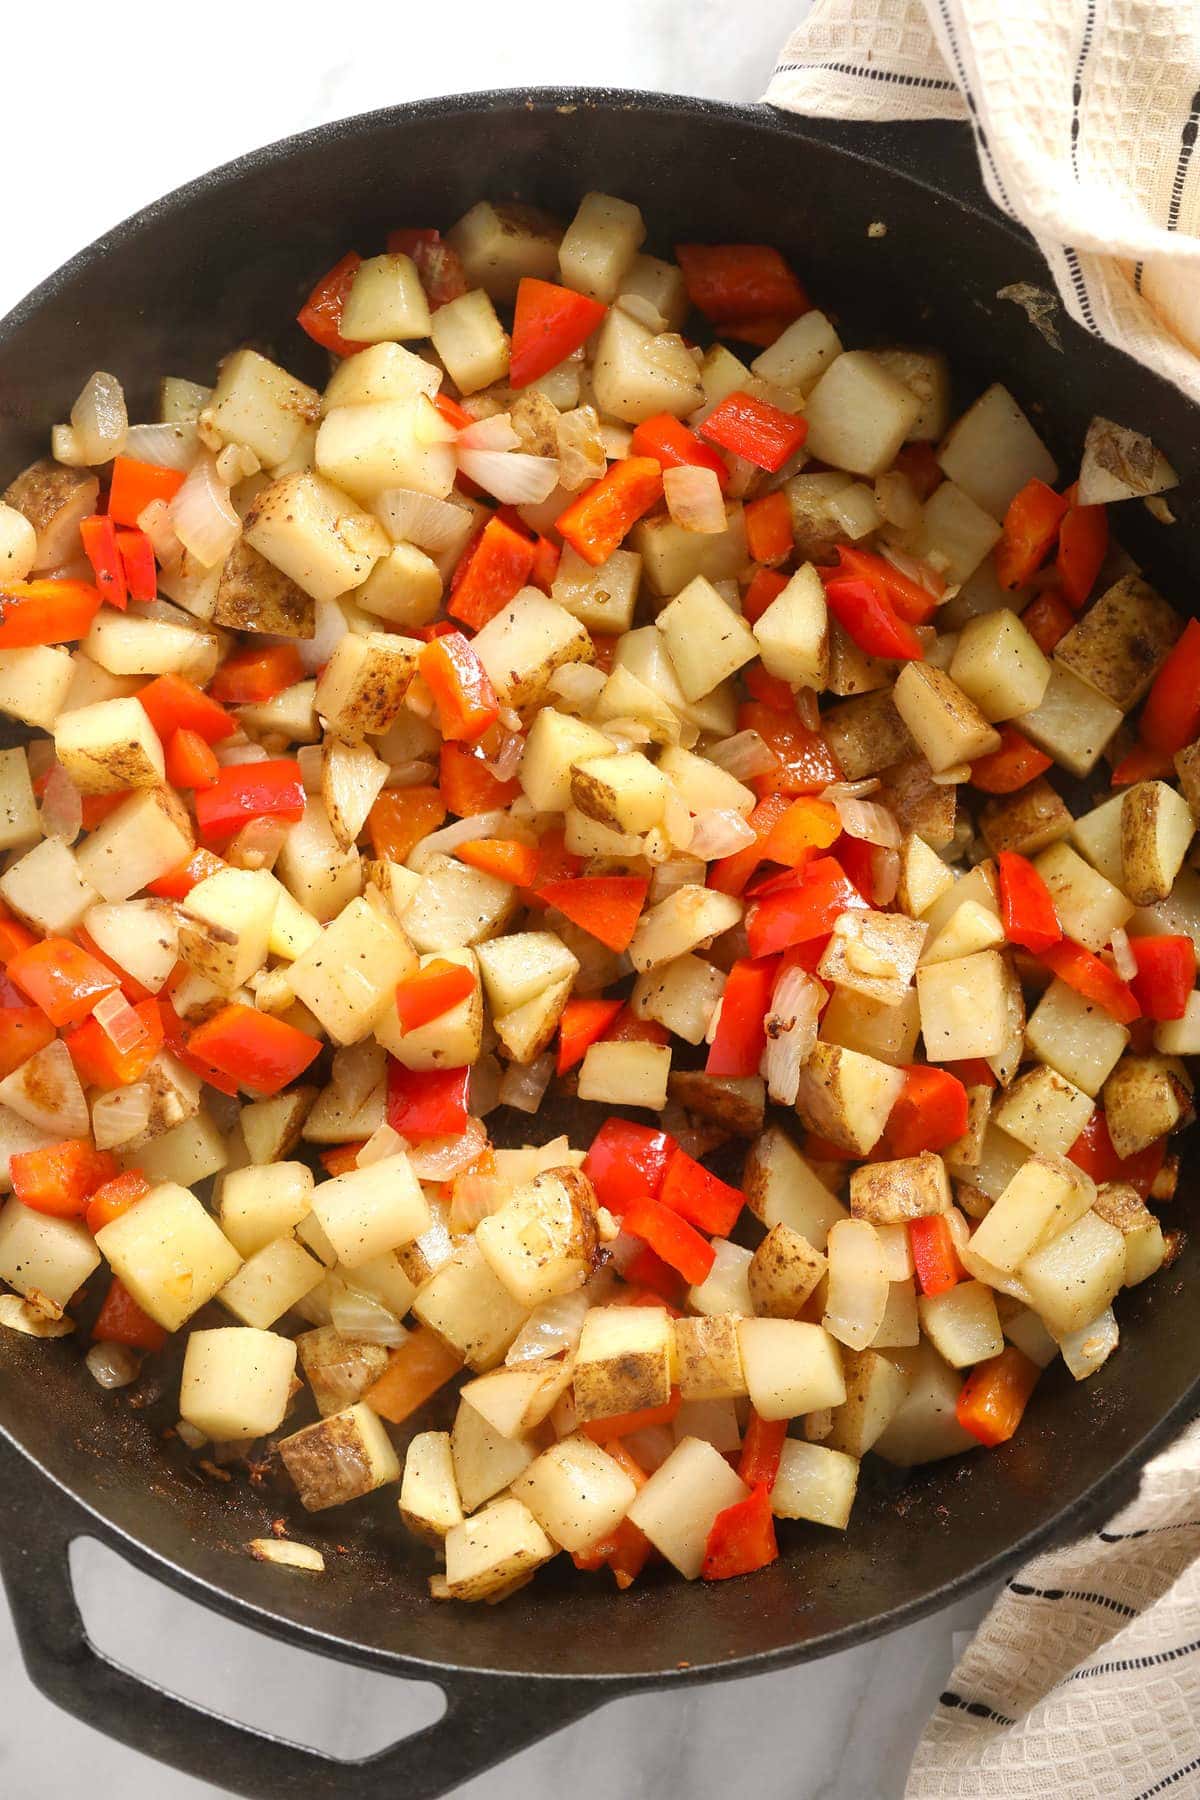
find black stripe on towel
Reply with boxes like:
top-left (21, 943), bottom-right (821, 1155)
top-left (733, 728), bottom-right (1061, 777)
top-left (1068, 1635), bottom-right (1200, 1682)
top-left (1098, 1520), bottom-right (1200, 1543)
top-left (1167, 87), bottom-right (1200, 230)
top-left (773, 62), bottom-right (958, 94)
top-left (938, 1690), bottom-right (1015, 1727)
top-left (1061, 247), bottom-right (1100, 334)
top-left (934, 0), bottom-right (1013, 214)
top-left (1008, 1581), bottom-right (1137, 1617)
top-left (1134, 1755), bottom-right (1200, 1799)
top-left (1070, 1), bottom-right (1097, 178)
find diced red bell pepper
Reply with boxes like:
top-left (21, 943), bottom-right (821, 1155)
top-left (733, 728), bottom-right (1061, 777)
top-left (701, 1482), bottom-right (776, 1581)
top-left (448, 516), bottom-right (536, 631)
top-left (675, 243), bottom-right (808, 326)
top-left (158, 998), bottom-right (240, 1097)
top-left (433, 391), bottom-right (474, 432)
top-left (743, 491), bottom-right (795, 565)
top-left (319, 1144), bottom-right (365, 1178)
top-left (944, 1057), bottom-right (999, 1091)
top-left (368, 787), bottom-right (446, 862)
top-left (11, 1139), bottom-right (118, 1218)
top-left (7, 939), bottom-right (118, 1026)
top-left (455, 837), bottom-right (540, 887)
top-left (165, 728), bottom-right (220, 789)
top-left (1140, 618), bottom-right (1200, 754)
top-left (296, 251), bottom-right (369, 358)
top-left (699, 391), bottom-right (807, 474)
top-left (1056, 497), bottom-right (1108, 609)
top-left (107, 456), bottom-right (186, 528)
top-left (1110, 742), bottom-right (1177, 786)
top-left (186, 1003), bottom-right (321, 1096)
top-left (603, 1006), bottom-right (670, 1048)
top-left (738, 1412), bottom-right (788, 1488)
top-left (956, 1344), bottom-right (1039, 1447)
top-left (0, 579), bottom-right (102, 648)
top-left (705, 956), bottom-right (778, 1077)
top-left (621, 1247), bottom-right (686, 1307)
top-left (0, 1005), bottom-right (56, 1079)
top-left (420, 631), bottom-right (500, 742)
top-left (65, 995), bottom-right (163, 1089)
top-left (194, 759), bottom-right (305, 842)
top-left (824, 574), bottom-right (924, 661)
top-left (1128, 935), bottom-right (1196, 1022)
top-left (578, 1390), bottom-right (681, 1443)
top-left (884, 1066), bottom-right (969, 1159)
top-left (393, 959), bottom-right (478, 1034)
top-left (79, 515), bottom-right (127, 610)
top-left (744, 664), bottom-right (796, 712)
top-left (439, 741), bottom-right (520, 816)
top-left (621, 1194), bottom-right (714, 1286)
top-left (659, 1146), bottom-right (743, 1237)
top-left (994, 479), bottom-right (1069, 589)
top-left (630, 414), bottom-right (730, 491)
top-left (909, 1214), bottom-right (964, 1297)
top-left (1021, 588), bottom-right (1076, 653)
top-left (537, 875), bottom-right (649, 954)
top-left (708, 794), bottom-right (790, 896)
top-left (115, 528), bottom-right (158, 604)
top-left (137, 673), bottom-right (235, 744)
top-left (509, 278), bottom-right (607, 389)
top-left (209, 644), bottom-right (305, 705)
top-left (386, 1062), bottom-right (471, 1139)
top-left (1068, 1109), bottom-right (1164, 1197)
top-left (146, 847), bottom-right (226, 900)
top-left (92, 1277), bottom-right (167, 1352)
top-left (970, 725), bottom-right (1053, 794)
top-left (997, 850), bottom-right (1062, 954)
top-left (761, 797), bottom-right (841, 867)
top-left (556, 458), bottom-right (664, 568)
top-left (387, 229), bottom-right (469, 308)
top-left (741, 567), bottom-right (790, 625)
top-left (85, 1168), bottom-right (151, 1236)
top-left (79, 792), bottom-right (129, 831)
top-left (895, 442), bottom-right (943, 501)
top-left (746, 855), bottom-right (868, 957)
top-left (834, 545), bottom-right (939, 625)
top-left (1040, 939), bottom-right (1140, 1024)
top-left (530, 533), bottom-right (561, 593)
top-left (583, 1118), bottom-right (676, 1216)
top-left (0, 907), bottom-right (47, 967)
top-left (739, 702), bottom-right (842, 798)
top-left (557, 998), bottom-right (624, 1075)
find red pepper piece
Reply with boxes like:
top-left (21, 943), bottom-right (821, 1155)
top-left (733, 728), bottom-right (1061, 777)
top-left (7, 938), bottom-right (118, 1025)
top-left (158, 998), bottom-right (239, 1097)
top-left (708, 794), bottom-right (790, 896)
top-left (1110, 742), bottom-right (1178, 786)
top-left (824, 575), bottom-right (925, 661)
top-left (510, 279), bottom-right (607, 389)
top-left (65, 995), bottom-right (163, 1088)
top-left (909, 1214), bottom-right (964, 1297)
top-left (630, 414), bottom-right (730, 491)
top-left (448, 516), bottom-right (536, 631)
top-left (557, 998), bottom-right (624, 1075)
top-left (530, 533), bottom-right (561, 593)
top-left (85, 1169), bottom-right (151, 1236)
top-left (675, 243), bottom-right (809, 326)
top-left (186, 1004), bottom-right (321, 1096)
top-left (79, 515), bottom-right (128, 610)
top-left (582, 1118), bottom-right (676, 1216)
top-left (0, 579), bottom-right (102, 648)
top-left (1128, 935), bottom-right (1196, 1022)
top-left (621, 1194), bottom-right (714, 1286)
top-left (659, 1147), bottom-right (743, 1237)
top-left (1056, 497), bottom-right (1108, 609)
top-left (699, 391), bottom-right (807, 473)
top-left (994, 479), bottom-right (1069, 589)
top-left (11, 1139), bottom-right (118, 1218)
top-left (1021, 588), bottom-right (1076, 653)
top-left (439, 742), bottom-right (520, 816)
top-left (297, 250), bottom-right (369, 357)
top-left (1068, 1110), bottom-right (1164, 1198)
top-left (834, 544), bottom-right (939, 625)
top-left (92, 1277), bottom-right (167, 1352)
top-left (536, 875), bottom-right (649, 954)
top-left (420, 631), bottom-right (500, 742)
top-left (705, 956), bottom-right (779, 1077)
top-left (761, 797), bottom-right (841, 867)
top-left (883, 1066), bottom-right (970, 1158)
top-left (0, 1003), bottom-right (57, 1079)
top-left (386, 1062), bottom-right (471, 1139)
top-left (741, 567), bottom-right (790, 625)
top-left (556, 459), bottom-right (664, 568)
top-left (578, 1391), bottom-right (682, 1443)
top-left (701, 1483), bottom-right (777, 1580)
top-left (368, 788), bottom-right (446, 862)
top-left (114, 528), bottom-right (158, 604)
top-left (137, 673), bottom-right (235, 744)
top-left (209, 644), bottom-right (305, 705)
top-left (738, 1411), bottom-right (789, 1488)
top-left (165, 728), bottom-right (220, 790)
top-left (970, 725), bottom-right (1053, 794)
top-left (107, 457), bottom-right (186, 528)
top-left (194, 759), bottom-right (306, 842)
top-left (145, 847), bottom-right (226, 900)
top-left (746, 855), bottom-right (868, 957)
top-left (956, 1345), bottom-right (1039, 1447)
top-left (739, 701), bottom-right (842, 798)
top-left (1040, 939), bottom-right (1140, 1024)
top-left (1140, 618), bottom-right (1200, 754)
top-left (997, 850), bottom-right (1062, 954)
top-left (393, 960), bottom-right (478, 1035)
top-left (455, 838), bottom-right (540, 887)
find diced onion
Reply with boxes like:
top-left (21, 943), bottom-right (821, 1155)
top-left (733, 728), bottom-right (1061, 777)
top-left (70, 370), bottom-right (128, 465)
top-left (457, 413), bottom-right (520, 452)
top-left (92, 1084), bottom-right (150, 1150)
top-left (448, 1169), bottom-right (504, 1233)
top-left (870, 846), bottom-right (901, 907)
top-left (176, 1419), bottom-right (207, 1449)
top-left (457, 448), bottom-right (560, 505)
top-left (124, 421), bottom-right (200, 472)
top-left (707, 730), bottom-right (780, 780)
top-left (215, 739), bottom-right (269, 766)
top-left (406, 1117), bottom-right (489, 1179)
top-left (688, 808), bottom-right (757, 860)
top-left (499, 1054), bottom-right (554, 1114)
top-left (248, 1538), bottom-right (326, 1574)
top-left (506, 1291), bottom-right (590, 1366)
top-left (329, 1286), bottom-right (409, 1347)
top-left (599, 421), bottom-right (633, 460)
top-left (1110, 927), bottom-right (1137, 981)
top-left (620, 1425), bottom-right (676, 1472)
top-left (38, 764), bottom-right (82, 843)
top-left (878, 541), bottom-right (947, 601)
top-left (355, 1123), bottom-right (407, 1168)
top-left (296, 596), bottom-right (348, 675)
top-left (137, 498), bottom-right (183, 565)
top-left (469, 1053), bottom-right (503, 1118)
top-left (663, 464), bottom-right (726, 534)
top-left (480, 730), bottom-right (525, 782)
top-left (762, 965), bottom-right (825, 1105)
top-left (794, 686), bottom-right (820, 731)
top-left (650, 855), bottom-right (707, 901)
top-left (0, 1294), bottom-right (74, 1338)
top-left (833, 795), bottom-right (901, 848)
top-left (226, 815), bottom-right (289, 870)
top-left (407, 809), bottom-right (515, 872)
top-left (86, 1342), bottom-right (140, 1389)
top-left (169, 454), bottom-right (241, 568)
top-left (930, 764), bottom-right (971, 787)
top-left (600, 717), bottom-right (655, 751)
top-left (374, 487), bottom-right (476, 554)
top-left (547, 666), bottom-right (605, 723)
top-left (555, 407), bottom-right (607, 492)
top-left (385, 759), bottom-right (437, 789)
top-left (1059, 1306), bottom-right (1120, 1380)
top-left (297, 744), bottom-right (323, 793)
top-left (93, 990), bottom-right (149, 1057)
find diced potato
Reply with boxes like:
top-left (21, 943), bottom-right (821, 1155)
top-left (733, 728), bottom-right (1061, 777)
top-left (0, 645), bottom-right (73, 730)
top-left (632, 954), bottom-right (725, 1045)
top-left (82, 900), bottom-right (178, 994)
top-left (471, 586), bottom-right (593, 708)
top-left (618, 252), bottom-right (688, 331)
top-left (0, 1199), bottom-right (100, 1309)
top-left (874, 347), bottom-right (951, 440)
top-left (94, 1183), bottom-right (241, 1331)
top-left (277, 798), bottom-right (362, 922)
top-left (475, 931), bottom-right (578, 1016)
top-left (827, 618), bottom-right (891, 697)
top-left (691, 1246), bottom-right (758, 1321)
top-left (1020, 1209), bottom-right (1127, 1335)
top-left (743, 1125), bottom-right (849, 1247)
top-left (802, 351), bottom-right (921, 477)
top-left (919, 899), bottom-right (1006, 965)
top-left (737, 1319), bottom-right (846, 1420)
top-left (748, 1223), bottom-right (827, 1318)
top-left (919, 1279), bottom-right (1004, 1368)
top-left (447, 201), bottom-right (563, 303)
top-left (493, 973), bottom-right (573, 1064)
top-left (820, 987), bottom-right (922, 1066)
top-left (442, 1495), bottom-right (556, 1600)
top-left (356, 542), bottom-right (442, 628)
top-left (573, 1304), bottom-right (673, 1422)
top-left (591, 305), bottom-right (702, 424)
top-left (770, 1440), bottom-right (859, 1529)
top-left (96, 1051), bottom-right (202, 1151)
top-left (873, 1341), bottom-right (977, 1465)
top-left (288, 895), bottom-right (415, 1044)
top-left (1154, 990), bottom-right (1200, 1056)
top-left (627, 1436), bottom-right (748, 1579)
top-left (936, 383), bottom-right (1057, 520)
top-left (0, 838), bottom-right (97, 936)
top-left (793, 1043), bottom-right (907, 1157)
top-left (179, 1327), bottom-right (297, 1441)
top-left (451, 1395), bottom-right (536, 1512)
top-left (244, 472), bottom-right (388, 605)
top-left (577, 1041), bottom-right (671, 1110)
top-left (413, 1237), bottom-right (529, 1372)
top-left (314, 632), bottom-right (418, 744)
top-left (656, 746), bottom-right (754, 817)
top-left (992, 1064), bottom-right (1095, 1157)
top-left (850, 1151), bottom-right (951, 1225)
top-left (475, 1167), bottom-right (598, 1308)
top-left (212, 538), bottom-right (315, 638)
top-left (512, 1435), bottom-right (637, 1552)
top-left (949, 609), bottom-right (1050, 722)
top-left (822, 690), bottom-right (915, 781)
top-left (459, 1363), bottom-right (568, 1440)
top-left (323, 341), bottom-right (439, 411)
top-left (3, 459), bottom-right (99, 569)
top-left (628, 885), bottom-right (741, 973)
top-left (817, 908), bottom-right (926, 1007)
top-left (753, 311), bottom-right (843, 394)
top-left (1070, 792), bottom-right (1126, 887)
top-left (376, 947), bottom-right (481, 1070)
top-left (657, 576), bottom-right (758, 702)
top-left (217, 1235), bottom-right (325, 1329)
top-left (136, 1108), bottom-right (228, 1187)
top-left (979, 779), bottom-right (1072, 860)
top-left (340, 253), bottom-right (431, 342)
top-left (632, 504), bottom-right (748, 598)
top-left (1032, 841), bottom-right (1133, 951)
top-left (1120, 780), bottom-right (1194, 906)
top-left (1055, 576), bottom-right (1182, 712)
top-left (1017, 662), bottom-right (1124, 778)
top-left (911, 482), bottom-right (1002, 585)
top-left (571, 750), bottom-right (668, 833)
top-left (403, 854), bottom-right (517, 954)
top-left (218, 1162), bottom-right (314, 1257)
top-left (893, 663), bottom-right (1000, 773)
top-left (559, 192), bottom-right (645, 300)
top-left (399, 1430), bottom-right (463, 1541)
top-left (237, 678), bottom-right (320, 745)
top-left (1102, 1054), bottom-right (1191, 1158)
top-left (872, 1277), bottom-right (921, 1349)
top-left (429, 290), bottom-right (509, 393)
top-left (673, 1314), bottom-right (746, 1400)
top-left (310, 1154), bottom-right (429, 1269)
top-left (916, 950), bottom-right (1012, 1061)
top-left (668, 1070), bottom-right (763, 1137)
top-left (279, 1402), bottom-right (400, 1511)
top-left (552, 544), bottom-right (641, 634)
top-left (208, 348), bottom-right (319, 465)
top-left (1025, 979), bottom-right (1129, 1096)
top-left (177, 867), bottom-right (277, 993)
top-left (752, 563), bottom-right (829, 689)
top-left (0, 747), bottom-right (39, 852)
top-left (0, 1107), bottom-right (60, 1193)
top-left (825, 1348), bottom-right (909, 1456)
top-left (519, 709), bottom-right (614, 813)
top-left (83, 610), bottom-right (218, 683)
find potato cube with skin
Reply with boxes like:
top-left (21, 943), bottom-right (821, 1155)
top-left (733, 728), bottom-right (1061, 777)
top-left (873, 1341), bottom-right (977, 1466)
top-left (1032, 841), bottom-right (1133, 951)
top-left (573, 1304), bottom-right (673, 1422)
top-left (218, 1162), bottom-right (314, 1258)
top-left (1055, 576), bottom-right (1182, 712)
top-left (737, 1319), bottom-right (847, 1421)
top-left (289, 895), bottom-right (415, 1044)
top-left (668, 1070), bottom-right (763, 1137)
top-left (992, 1064), bottom-right (1095, 1157)
top-left (310, 1155), bottom-right (429, 1269)
top-left (413, 1238), bottom-right (529, 1372)
top-left (212, 539), bottom-right (315, 638)
top-left (512, 1436), bottom-right (638, 1553)
top-left (1155, 992), bottom-right (1200, 1056)
top-left (475, 1167), bottom-right (598, 1308)
top-left (969, 1152), bottom-right (1096, 1270)
top-left (657, 577), bottom-right (758, 702)
top-left (403, 855), bottom-right (517, 955)
top-left (628, 885), bottom-right (742, 974)
top-left (315, 632), bottom-right (418, 744)
top-left (94, 1183), bottom-right (242, 1332)
top-left (1025, 979), bottom-right (1129, 1097)
top-left (917, 950), bottom-right (1012, 1062)
top-left (571, 751), bottom-right (669, 834)
top-left (802, 351), bottom-right (922, 477)
top-left (559, 192), bottom-right (645, 301)
top-left (552, 545), bottom-right (641, 635)
top-left (627, 1437), bottom-right (749, 1579)
top-left (443, 1496), bottom-right (557, 1600)
top-left (743, 1126), bottom-right (849, 1247)
top-left (577, 1040), bottom-right (672, 1110)
top-left (1020, 1209), bottom-right (1127, 1335)
top-left (820, 987), bottom-right (922, 1067)
top-left (749, 1224), bottom-right (827, 1318)
top-left (0, 747), bottom-right (39, 852)
top-left (949, 609), bottom-right (1051, 722)
top-left (979, 779), bottom-right (1073, 860)
top-left (919, 1279), bottom-right (1004, 1369)
top-left (673, 1314), bottom-right (747, 1400)
top-left (217, 1235), bottom-right (325, 1329)
top-left (752, 564), bottom-right (829, 690)
top-left (209, 349), bottom-right (319, 466)
top-left (632, 954), bottom-right (724, 1046)
top-left (178, 868), bottom-right (278, 994)
top-left (519, 709), bottom-right (615, 813)
top-left (1103, 1055), bottom-right (1191, 1158)
top-left (471, 587), bottom-right (593, 709)
top-left (0, 839), bottom-right (96, 937)
top-left (817, 908), bottom-right (927, 1007)
top-left (1016, 662), bottom-right (1124, 779)
top-left (770, 1440), bottom-right (860, 1529)
top-left (850, 1151), bottom-right (951, 1225)
top-left (825, 1349), bottom-right (910, 1457)
top-left (279, 1402), bottom-right (400, 1512)
top-left (1121, 781), bottom-right (1194, 906)
top-left (448, 200), bottom-right (562, 303)
top-left (244, 472), bottom-right (389, 606)
top-left (822, 690), bottom-right (916, 782)
top-left (793, 1043), bottom-right (907, 1157)
top-left (893, 664), bottom-right (1000, 773)
top-left (493, 971), bottom-right (574, 1064)
top-left (429, 290), bottom-right (509, 393)
top-left (399, 1431), bottom-right (463, 1542)
top-left (341, 253), bottom-right (431, 342)
top-left (179, 1328), bottom-right (297, 1442)
top-left (936, 383), bottom-right (1057, 520)
top-left (0, 1199), bottom-right (100, 1309)
top-left (0, 646), bottom-right (72, 730)
top-left (134, 1108), bottom-right (228, 1188)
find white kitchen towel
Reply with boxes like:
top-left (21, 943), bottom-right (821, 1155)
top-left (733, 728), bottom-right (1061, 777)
top-left (766, 0), bottom-right (1200, 408)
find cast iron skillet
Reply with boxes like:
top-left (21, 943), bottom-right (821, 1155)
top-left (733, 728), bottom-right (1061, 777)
top-left (0, 87), bottom-right (1197, 1800)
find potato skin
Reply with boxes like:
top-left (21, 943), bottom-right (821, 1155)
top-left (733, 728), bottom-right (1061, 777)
top-left (748, 1223), bottom-right (827, 1318)
top-left (1055, 575), bottom-right (1183, 711)
top-left (979, 777), bottom-right (1073, 857)
top-left (668, 1069), bottom-right (764, 1136)
top-left (1102, 1055), bottom-right (1193, 1158)
top-left (3, 458), bottom-right (98, 562)
top-left (823, 690), bottom-right (916, 781)
top-left (877, 757), bottom-right (957, 849)
top-left (213, 539), bottom-right (316, 637)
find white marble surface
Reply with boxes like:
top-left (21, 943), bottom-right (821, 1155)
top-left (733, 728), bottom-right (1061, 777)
top-left (0, 3), bottom-right (1002, 1794)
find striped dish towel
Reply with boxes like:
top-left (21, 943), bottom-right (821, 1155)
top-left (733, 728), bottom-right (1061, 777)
top-left (766, 0), bottom-right (1200, 407)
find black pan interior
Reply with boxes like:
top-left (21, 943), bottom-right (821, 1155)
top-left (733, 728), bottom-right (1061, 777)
top-left (0, 90), bottom-right (1197, 1685)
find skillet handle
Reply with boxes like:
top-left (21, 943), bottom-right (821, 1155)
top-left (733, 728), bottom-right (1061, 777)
top-left (0, 1438), bottom-right (613, 1800)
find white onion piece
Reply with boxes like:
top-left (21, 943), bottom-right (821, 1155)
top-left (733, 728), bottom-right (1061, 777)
top-left (457, 448), bottom-right (560, 505)
top-left (385, 759), bottom-right (437, 789)
top-left (499, 1054), bottom-right (554, 1115)
top-left (94, 990), bottom-right (148, 1057)
top-left (294, 596), bottom-right (347, 675)
top-left (92, 1084), bottom-right (150, 1150)
top-left (663, 464), bottom-right (726, 534)
top-left (1110, 927), bottom-right (1137, 981)
top-left (822, 1219), bottom-right (889, 1351)
top-left (506, 1291), bottom-right (590, 1366)
top-left (599, 421), bottom-right (633, 460)
top-left (688, 808), bottom-right (757, 860)
top-left (469, 1052), bottom-right (503, 1118)
top-left (762, 965), bottom-right (825, 1105)
top-left (878, 541), bottom-right (947, 601)
top-left (707, 730), bottom-right (780, 780)
top-left (169, 454), bottom-right (241, 567)
top-left (329, 1286), bottom-right (409, 1347)
top-left (555, 407), bottom-right (607, 492)
top-left (86, 1342), bottom-right (141, 1389)
top-left (930, 763), bottom-right (971, 787)
top-left (480, 729), bottom-right (525, 782)
top-left (547, 661), bottom-right (606, 715)
top-left (821, 778), bottom-right (880, 801)
top-left (600, 718), bottom-right (655, 752)
top-left (794, 686), bottom-right (820, 731)
top-left (621, 1425), bottom-right (676, 1473)
top-left (406, 809), bottom-right (513, 872)
top-left (226, 815), bottom-right (289, 870)
top-left (617, 292), bottom-right (668, 333)
top-left (870, 846), bottom-right (901, 907)
top-left (448, 1170), bottom-right (505, 1233)
top-left (650, 855), bottom-right (707, 902)
top-left (1059, 1306), bottom-right (1119, 1380)
top-left (834, 795), bottom-right (901, 848)
top-left (374, 487), bottom-right (475, 554)
top-left (70, 371), bottom-right (127, 465)
top-left (355, 1123), bottom-right (407, 1168)
top-left (457, 413), bottom-right (520, 452)
top-left (38, 764), bottom-right (82, 843)
top-left (406, 1117), bottom-right (489, 1180)
top-left (215, 739), bottom-right (269, 766)
top-left (124, 421), bottom-right (200, 472)
top-left (296, 744), bottom-right (323, 793)
top-left (137, 498), bottom-right (183, 566)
